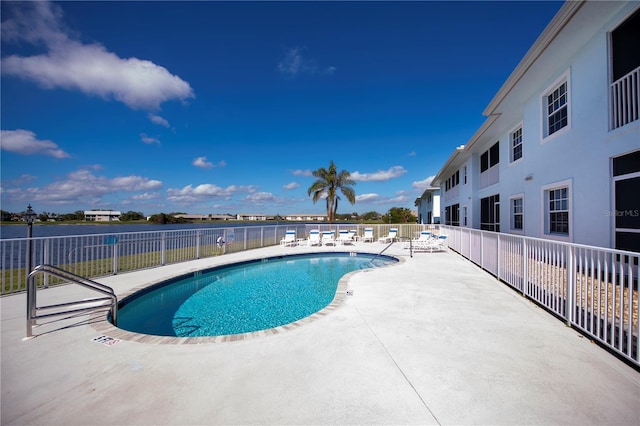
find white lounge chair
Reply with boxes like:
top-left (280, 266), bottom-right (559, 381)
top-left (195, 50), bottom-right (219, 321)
top-left (406, 230), bottom-right (432, 249)
top-left (361, 227), bottom-right (374, 243)
top-left (337, 230), bottom-right (354, 245)
top-left (415, 234), bottom-right (448, 252)
top-left (307, 229), bottom-right (321, 246)
top-left (378, 228), bottom-right (398, 243)
top-left (321, 230), bottom-right (336, 246)
top-left (280, 230), bottom-right (297, 247)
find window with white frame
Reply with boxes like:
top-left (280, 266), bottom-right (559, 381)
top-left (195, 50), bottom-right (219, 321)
top-left (463, 165), bottom-right (467, 184)
top-left (542, 72), bottom-right (570, 139)
top-left (511, 197), bottom-right (523, 230)
top-left (547, 187), bottom-right (569, 235)
top-left (511, 127), bottom-right (523, 162)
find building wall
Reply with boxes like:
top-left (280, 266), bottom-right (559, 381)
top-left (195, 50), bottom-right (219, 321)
top-left (435, 1), bottom-right (640, 250)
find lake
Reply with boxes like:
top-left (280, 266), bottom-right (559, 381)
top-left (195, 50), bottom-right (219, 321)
top-left (0, 222), bottom-right (299, 240)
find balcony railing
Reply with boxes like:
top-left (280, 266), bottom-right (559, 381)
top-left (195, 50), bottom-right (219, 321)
top-left (611, 66), bottom-right (640, 130)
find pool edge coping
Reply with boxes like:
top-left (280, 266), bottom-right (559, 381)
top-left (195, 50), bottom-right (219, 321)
top-left (90, 250), bottom-right (404, 344)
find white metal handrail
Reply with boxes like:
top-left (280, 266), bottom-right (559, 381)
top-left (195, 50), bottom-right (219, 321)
top-left (26, 264), bottom-right (117, 338)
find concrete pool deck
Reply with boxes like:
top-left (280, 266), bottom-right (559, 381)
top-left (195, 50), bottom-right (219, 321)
top-left (2, 242), bottom-right (639, 425)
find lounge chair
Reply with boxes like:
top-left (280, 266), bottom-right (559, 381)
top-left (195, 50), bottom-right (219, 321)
top-left (306, 229), bottom-right (321, 246)
top-left (378, 228), bottom-right (398, 243)
top-left (415, 234), bottom-right (448, 252)
top-left (406, 230), bottom-right (432, 249)
top-left (321, 230), bottom-right (336, 246)
top-left (280, 230), bottom-right (297, 247)
top-left (361, 227), bottom-right (374, 243)
top-left (337, 230), bottom-right (354, 245)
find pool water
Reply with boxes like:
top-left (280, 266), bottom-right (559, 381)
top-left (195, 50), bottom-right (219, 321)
top-left (117, 253), bottom-right (396, 337)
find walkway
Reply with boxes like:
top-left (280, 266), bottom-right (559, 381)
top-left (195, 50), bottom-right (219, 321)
top-left (2, 243), bottom-right (639, 425)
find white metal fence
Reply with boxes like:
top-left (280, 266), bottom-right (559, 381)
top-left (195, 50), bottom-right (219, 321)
top-left (1, 223), bottom-right (429, 294)
top-left (3, 222), bottom-right (637, 366)
top-left (441, 225), bottom-right (639, 367)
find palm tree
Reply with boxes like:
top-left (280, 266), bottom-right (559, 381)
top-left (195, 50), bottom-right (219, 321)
top-left (307, 161), bottom-right (356, 224)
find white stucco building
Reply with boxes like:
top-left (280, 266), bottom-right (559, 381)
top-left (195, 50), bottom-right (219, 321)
top-left (414, 187), bottom-right (441, 224)
top-left (433, 1), bottom-right (640, 252)
top-left (84, 210), bottom-right (121, 221)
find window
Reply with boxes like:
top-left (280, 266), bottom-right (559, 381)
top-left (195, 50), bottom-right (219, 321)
top-left (480, 142), bottom-right (500, 188)
top-left (444, 170), bottom-right (460, 193)
top-left (542, 72), bottom-right (570, 139)
top-left (546, 186), bottom-right (569, 235)
top-left (463, 206), bottom-right (468, 227)
top-left (463, 165), bottom-right (467, 184)
top-left (511, 127), bottom-right (523, 162)
top-left (445, 204), bottom-right (460, 226)
top-left (613, 150), bottom-right (640, 252)
top-left (480, 194), bottom-right (500, 232)
top-left (480, 142), bottom-right (500, 173)
top-left (511, 197), bottom-right (523, 230)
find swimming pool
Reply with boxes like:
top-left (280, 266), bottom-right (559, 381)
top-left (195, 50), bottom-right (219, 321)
top-left (116, 252), bottom-right (397, 338)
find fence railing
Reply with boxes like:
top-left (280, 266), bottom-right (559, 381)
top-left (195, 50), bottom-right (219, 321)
top-left (1, 223), bottom-right (430, 294)
top-left (441, 225), bottom-right (639, 367)
top-left (4, 222), bottom-right (636, 366)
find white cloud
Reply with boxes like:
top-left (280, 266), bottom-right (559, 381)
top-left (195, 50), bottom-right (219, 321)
top-left (412, 175), bottom-right (435, 190)
top-left (0, 129), bottom-right (70, 158)
top-left (131, 192), bottom-right (160, 201)
top-left (356, 193), bottom-right (380, 202)
top-left (1, 1), bottom-right (194, 110)
top-left (193, 157), bottom-right (214, 169)
top-left (351, 166), bottom-right (407, 182)
top-left (166, 184), bottom-right (256, 203)
top-left (283, 182), bottom-right (299, 190)
top-left (1, 168), bottom-right (162, 205)
top-left (140, 133), bottom-right (160, 145)
top-left (246, 192), bottom-right (279, 203)
top-left (278, 47), bottom-right (335, 77)
top-left (149, 113), bottom-right (170, 127)
top-left (291, 169), bottom-right (312, 177)
top-left (193, 157), bottom-right (226, 169)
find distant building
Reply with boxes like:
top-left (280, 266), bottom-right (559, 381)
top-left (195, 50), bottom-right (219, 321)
top-left (432, 1), bottom-right (640, 251)
top-left (414, 187), bottom-right (441, 224)
top-left (84, 210), bottom-right (121, 221)
top-left (285, 214), bottom-right (328, 221)
top-left (173, 214), bottom-right (235, 221)
top-left (236, 213), bottom-right (270, 221)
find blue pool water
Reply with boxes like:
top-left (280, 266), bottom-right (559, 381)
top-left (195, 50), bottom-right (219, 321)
top-left (117, 253), bottom-right (397, 337)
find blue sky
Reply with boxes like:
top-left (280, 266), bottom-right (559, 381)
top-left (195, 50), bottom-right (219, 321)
top-left (1, 0), bottom-right (563, 217)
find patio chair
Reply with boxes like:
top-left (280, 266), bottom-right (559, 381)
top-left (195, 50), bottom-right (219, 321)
top-left (280, 230), bottom-right (297, 247)
top-left (406, 230), bottom-right (432, 249)
top-left (321, 230), bottom-right (336, 246)
top-left (361, 227), bottom-right (374, 243)
top-left (378, 228), bottom-right (398, 243)
top-left (416, 234), bottom-right (448, 252)
top-left (337, 229), bottom-right (355, 245)
top-left (306, 229), bottom-right (321, 246)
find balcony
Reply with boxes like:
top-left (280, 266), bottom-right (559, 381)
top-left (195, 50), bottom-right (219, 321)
top-left (611, 66), bottom-right (640, 130)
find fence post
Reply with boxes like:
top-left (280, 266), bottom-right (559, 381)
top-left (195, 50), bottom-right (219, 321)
top-left (43, 239), bottom-right (50, 288)
top-left (566, 245), bottom-right (575, 326)
top-left (497, 234), bottom-right (501, 281)
top-left (161, 233), bottom-right (166, 266)
top-left (113, 241), bottom-right (118, 275)
top-left (196, 230), bottom-right (201, 259)
top-left (522, 238), bottom-right (527, 296)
